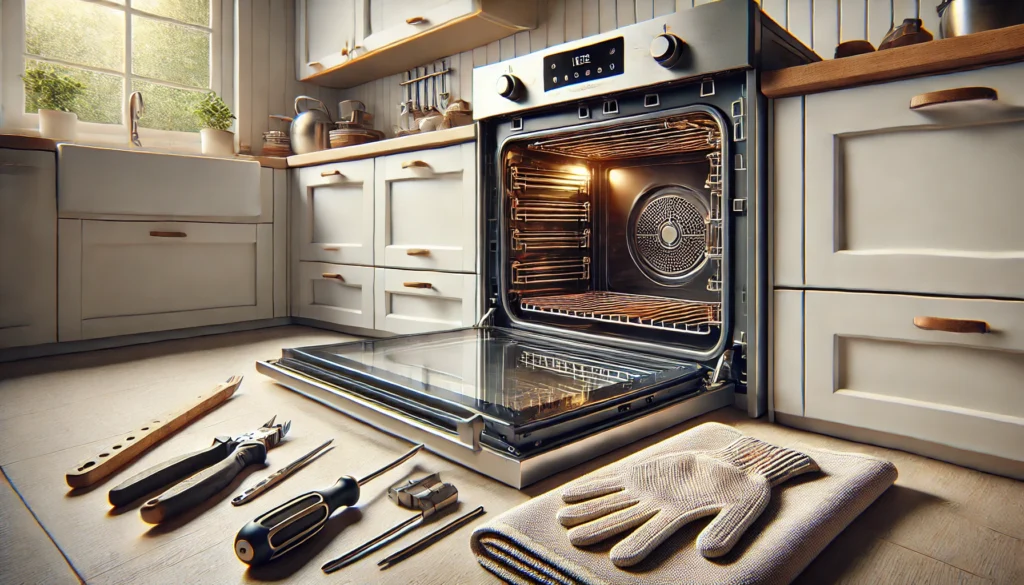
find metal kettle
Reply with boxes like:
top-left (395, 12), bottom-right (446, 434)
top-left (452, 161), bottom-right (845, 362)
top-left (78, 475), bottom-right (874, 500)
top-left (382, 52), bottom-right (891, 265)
top-left (290, 96), bottom-right (333, 154)
top-left (937, 0), bottom-right (1024, 39)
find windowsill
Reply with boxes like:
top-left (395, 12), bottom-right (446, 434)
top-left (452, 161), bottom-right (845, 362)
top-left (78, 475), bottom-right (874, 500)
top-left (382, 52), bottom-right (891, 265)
top-left (0, 125), bottom-right (243, 160)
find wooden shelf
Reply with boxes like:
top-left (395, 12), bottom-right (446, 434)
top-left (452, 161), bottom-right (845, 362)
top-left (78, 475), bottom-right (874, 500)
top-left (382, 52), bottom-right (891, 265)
top-left (286, 125), bottom-right (475, 168)
top-left (762, 24), bottom-right (1024, 98)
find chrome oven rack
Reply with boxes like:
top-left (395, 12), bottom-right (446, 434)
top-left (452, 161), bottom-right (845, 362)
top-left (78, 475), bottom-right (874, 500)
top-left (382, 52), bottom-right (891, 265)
top-left (526, 114), bottom-right (722, 160)
top-left (512, 228), bottom-right (591, 251)
top-left (512, 199), bottom-right (590, 223)
top-left (521, 291), bottom-right (721, 334)
top-left (510, 165), bottom-right (590, 193)
top-left (512, 258), bottom-right (591, 285)
top-left (518, 350), bottom-right (644, 384)
top-left (705, 151), bottom-right (724, 292)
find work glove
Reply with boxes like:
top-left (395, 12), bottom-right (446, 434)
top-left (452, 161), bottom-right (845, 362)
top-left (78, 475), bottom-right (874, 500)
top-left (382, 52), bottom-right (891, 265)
top-left (557, 436), bottom-right (819, 567)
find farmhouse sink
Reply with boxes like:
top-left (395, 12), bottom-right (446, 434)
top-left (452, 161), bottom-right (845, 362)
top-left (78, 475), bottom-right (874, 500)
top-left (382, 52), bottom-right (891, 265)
top-left (57, 144), bottom-right (262, 220)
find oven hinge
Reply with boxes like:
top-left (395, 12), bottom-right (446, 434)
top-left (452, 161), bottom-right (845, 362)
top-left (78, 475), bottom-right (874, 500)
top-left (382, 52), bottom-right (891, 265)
top-left (475, 305), bottom-right (496, 328)
top-left (731, 87), bottom-right (746, 143)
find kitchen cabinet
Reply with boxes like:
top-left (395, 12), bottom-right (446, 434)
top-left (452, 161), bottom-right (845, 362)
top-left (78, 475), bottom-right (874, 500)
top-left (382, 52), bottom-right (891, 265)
top-left (802, 61), bottom-right (1024, 299)
top-left (296, 0), bottom-right (361, 81)
top-left (0, 149), bottom-right (56, 349)
top-left (770, 61), bottom-right (1024, 475)
top-left (296, 0), bottom-right (536, 88)
top-left (58, 221), bottom-right (273, 341)
top-left (374, 143), bottom-right (476, 273)
top-left (374, 268), bottom-right (477, 334)
top-left (294, 159), bottom-right (375, 266)
top-left (295, 261), bottom-right (375, 329)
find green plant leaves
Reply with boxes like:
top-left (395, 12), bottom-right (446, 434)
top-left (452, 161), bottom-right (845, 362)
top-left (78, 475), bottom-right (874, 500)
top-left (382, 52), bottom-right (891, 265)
top-left (193, 91), bottom-right (235, 131)
top-left (23, 67), bottom-right (86, 113)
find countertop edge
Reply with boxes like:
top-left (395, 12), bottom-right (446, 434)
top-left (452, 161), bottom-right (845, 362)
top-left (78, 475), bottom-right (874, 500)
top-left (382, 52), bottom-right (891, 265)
top-left (284, 125), bottom-right (476, 168)
top-left (762, 24), bottom-right (1024, 99)
top-left (0, 135), bottom-right (59, 152)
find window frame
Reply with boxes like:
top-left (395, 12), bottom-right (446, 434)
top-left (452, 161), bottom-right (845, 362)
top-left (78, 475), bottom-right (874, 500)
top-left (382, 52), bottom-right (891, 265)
top-left (1, 0), bottom-right (234, 151)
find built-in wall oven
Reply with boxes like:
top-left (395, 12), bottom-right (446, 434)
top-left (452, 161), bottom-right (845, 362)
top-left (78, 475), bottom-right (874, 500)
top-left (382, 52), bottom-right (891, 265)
top-left (258, 0), bottom-right (817, 488)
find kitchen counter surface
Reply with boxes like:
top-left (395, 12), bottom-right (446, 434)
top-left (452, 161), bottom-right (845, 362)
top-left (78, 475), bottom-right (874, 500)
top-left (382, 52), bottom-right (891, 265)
top-left (0, 133), bottom-right (58, 152)
top-left (285, 124), bottom-right (475, 168)
top-left (763, 23), bottom-right (1024, 98)
top-left (1, 325), bottom-right (1022, 584)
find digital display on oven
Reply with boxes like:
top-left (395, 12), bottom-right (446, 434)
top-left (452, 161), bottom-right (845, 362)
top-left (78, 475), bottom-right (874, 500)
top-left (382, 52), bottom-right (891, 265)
top-left (543, 36), bottom-right (624, 92)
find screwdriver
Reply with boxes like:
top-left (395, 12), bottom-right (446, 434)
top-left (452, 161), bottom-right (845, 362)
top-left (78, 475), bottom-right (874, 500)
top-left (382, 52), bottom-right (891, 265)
top-left (233, 444), bottom-right (423, 566)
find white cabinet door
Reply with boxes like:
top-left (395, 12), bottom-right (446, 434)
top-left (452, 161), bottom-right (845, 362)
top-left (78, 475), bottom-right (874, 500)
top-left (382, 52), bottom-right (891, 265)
top-left (296, 0), bottom-right (359, 80)
top-left (59, 221), bottom-right (272, 341)
top-left (771, 289), bottom-right (804, 417)
top-left (295, 262), bottom-right (374, 328)
top-left (361, 0), bottom-right (472, 52)
top-left (374, 268), bottom-right (477, 334)
top-left (375, 143), bottom-right (476, 272)
top-left (295, 159), bottom-right (374, 265)
top-left (0, 149), bottom-right (56, 348)
top-left (804, 61), bottom-right (1024, 299)
top-left (804, 290), bottom-right (1024, 463)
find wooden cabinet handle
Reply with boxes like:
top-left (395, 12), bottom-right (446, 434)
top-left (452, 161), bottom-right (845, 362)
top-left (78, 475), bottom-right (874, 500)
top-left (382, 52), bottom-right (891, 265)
top-left (321, 169), bottom-right (343, 177)
top-left (403, 281), bottom-right (433, 289)
top-left (910, 87), bottom-right (998, 110)
top-left (307, 60), bottom-right (322, 67)
top-left (406, 248), bottom-right (431, 256)
top-left (401, 160), bottom-right (430, 169)
top-left (913, 316), bottom-right (989, 334)
top-left (150, 231), bottom-right (187, 238)
top-left (406, 16), bottom-right (426, 25)
top-left (322, 245), bottom-right (341, 251)
top-left (321, 273), bottom-right (345, 281)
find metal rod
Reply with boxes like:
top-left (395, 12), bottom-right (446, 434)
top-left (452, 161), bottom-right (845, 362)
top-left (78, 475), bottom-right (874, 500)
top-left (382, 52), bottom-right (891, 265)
top-left (322, 513), bottom-right (421, 573)
top-left (398, 68), bottom-right (452, 86)
top-left (231, 439), bottom-right (335, 505)
top-left (357, 444), bottom-right (423, 486)
top-left (377, 506), bottom-right (486, 569)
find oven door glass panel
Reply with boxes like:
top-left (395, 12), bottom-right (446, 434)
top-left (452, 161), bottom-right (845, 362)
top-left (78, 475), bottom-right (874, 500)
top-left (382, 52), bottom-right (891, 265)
top-left (278, 327), bottom-right (706, 452)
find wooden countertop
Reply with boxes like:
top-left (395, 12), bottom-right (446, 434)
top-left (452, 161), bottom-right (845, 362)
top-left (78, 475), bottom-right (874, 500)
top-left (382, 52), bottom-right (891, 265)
top-left (762, 23), bottom-right (1024, 98)
top-left (286, 125), bottom-right (475, 168)
top-left (1, 326), bottom-right (1023, 584)
top-left (0, 133), bottom-right (58, 151)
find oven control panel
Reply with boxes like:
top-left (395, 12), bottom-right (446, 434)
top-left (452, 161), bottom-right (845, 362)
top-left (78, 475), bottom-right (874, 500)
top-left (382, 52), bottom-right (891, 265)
top-left (542, 36), bottom-right (624, 92)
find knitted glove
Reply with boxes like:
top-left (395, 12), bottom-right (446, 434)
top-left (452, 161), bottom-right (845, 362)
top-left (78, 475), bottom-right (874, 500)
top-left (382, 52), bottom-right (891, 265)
top-left (557, 436), bottom-right (819, 567)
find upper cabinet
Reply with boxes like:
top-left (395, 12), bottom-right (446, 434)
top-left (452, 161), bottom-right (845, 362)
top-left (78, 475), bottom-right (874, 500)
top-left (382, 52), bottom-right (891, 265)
top-left (297, 0), bottom-right (537, 88)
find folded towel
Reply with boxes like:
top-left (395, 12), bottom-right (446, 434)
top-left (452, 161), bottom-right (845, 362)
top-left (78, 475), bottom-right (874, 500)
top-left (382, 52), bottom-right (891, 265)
top-left (471, 422), bottom-right (897, 585)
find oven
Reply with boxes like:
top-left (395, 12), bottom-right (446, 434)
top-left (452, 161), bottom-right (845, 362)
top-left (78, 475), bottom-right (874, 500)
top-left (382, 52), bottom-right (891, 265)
top-left (258, 0), bottom-right (817, 488)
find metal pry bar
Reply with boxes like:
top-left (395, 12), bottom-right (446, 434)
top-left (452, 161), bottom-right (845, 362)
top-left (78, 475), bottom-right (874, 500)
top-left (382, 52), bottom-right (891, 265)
top-left (358, 444), bottom-right (423, 486)
top-left (231, 439), bottom-right (334, 505)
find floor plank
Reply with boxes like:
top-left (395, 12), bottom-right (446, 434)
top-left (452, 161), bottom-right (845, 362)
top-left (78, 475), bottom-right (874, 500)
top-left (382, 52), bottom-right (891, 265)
top-left (0, 471), bottom-right (80, 585)
top-left (1, 325), bottom-right (1022, 584)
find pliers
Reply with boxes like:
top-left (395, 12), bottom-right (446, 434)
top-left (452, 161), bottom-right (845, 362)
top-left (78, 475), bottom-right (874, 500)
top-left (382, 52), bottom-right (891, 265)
top-left (109, 416), bottom-right (290, 523)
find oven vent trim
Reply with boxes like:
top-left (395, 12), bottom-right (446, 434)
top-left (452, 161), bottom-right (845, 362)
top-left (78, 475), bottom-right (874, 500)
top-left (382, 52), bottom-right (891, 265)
top-left (525, 115), bottom-right (722, 160)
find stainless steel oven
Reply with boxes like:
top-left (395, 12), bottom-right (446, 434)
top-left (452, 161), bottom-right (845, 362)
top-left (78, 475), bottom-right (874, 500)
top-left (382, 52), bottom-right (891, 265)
top-left (259, 0), bottom-right (817, 488)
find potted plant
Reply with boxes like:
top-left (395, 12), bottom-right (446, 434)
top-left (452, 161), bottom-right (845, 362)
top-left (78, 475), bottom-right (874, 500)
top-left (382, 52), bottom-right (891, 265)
top-left (23, 67), bottom-right (85, 141)
top-left (193, 92), bottom-right (236, 156)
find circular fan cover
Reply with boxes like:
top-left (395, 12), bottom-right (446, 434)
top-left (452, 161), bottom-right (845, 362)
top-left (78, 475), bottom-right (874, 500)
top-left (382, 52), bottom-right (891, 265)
top-left (627, 186), bottom-right (708, 285)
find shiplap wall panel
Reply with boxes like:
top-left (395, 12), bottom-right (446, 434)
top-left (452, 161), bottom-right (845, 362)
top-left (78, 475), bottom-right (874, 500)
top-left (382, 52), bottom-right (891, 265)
top-left (333, 0), bottom-right (920, 139)
top-left (918, 0), bottom-right (941, 40)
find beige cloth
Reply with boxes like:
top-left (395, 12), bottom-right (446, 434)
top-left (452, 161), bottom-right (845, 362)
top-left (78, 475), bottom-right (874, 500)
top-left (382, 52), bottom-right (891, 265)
top-left (471, 422), bottom-right (898, 585)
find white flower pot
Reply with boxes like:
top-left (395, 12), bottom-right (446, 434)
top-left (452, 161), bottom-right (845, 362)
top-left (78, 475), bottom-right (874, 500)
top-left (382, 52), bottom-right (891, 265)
top-left (201, 128), bottom-right (235, 157)
top-left (38, 109), bottom-right (77, 141)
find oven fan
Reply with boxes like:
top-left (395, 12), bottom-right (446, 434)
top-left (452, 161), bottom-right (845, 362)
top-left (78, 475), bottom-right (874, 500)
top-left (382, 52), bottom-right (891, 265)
top-left (626, 186), bottom-right (708, 286)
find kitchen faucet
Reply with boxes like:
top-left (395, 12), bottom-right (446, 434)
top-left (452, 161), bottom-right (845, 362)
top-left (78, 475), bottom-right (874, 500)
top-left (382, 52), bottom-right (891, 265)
top-left (129, 91), bottom-right (144, 147)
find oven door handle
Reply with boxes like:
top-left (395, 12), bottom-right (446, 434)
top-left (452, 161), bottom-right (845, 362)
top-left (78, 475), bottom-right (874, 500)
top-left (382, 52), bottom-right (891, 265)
top-left (257, 360), bottom-right (485, 452)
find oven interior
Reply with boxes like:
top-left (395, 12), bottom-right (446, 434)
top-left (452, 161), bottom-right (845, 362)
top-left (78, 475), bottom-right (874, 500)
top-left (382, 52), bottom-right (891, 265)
top-left (501, 108), bottom-right (727, 355)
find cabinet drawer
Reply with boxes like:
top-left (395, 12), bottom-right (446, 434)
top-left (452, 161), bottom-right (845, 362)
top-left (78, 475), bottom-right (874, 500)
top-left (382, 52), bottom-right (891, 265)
top-left (374, 268), bottom-right (477, 335)
top-left (294, 159), bottom-right (374, 265)
top-left (63, 220), bottom-right (272, 340)
top-left (295, 262), bottom-right (374, 329)
top-left (804, 61), bottom-right (1024, 298)
top-left (375, 143), bottom-right (476, 272)
top-left (804, 290), bottom-right (1024, 462)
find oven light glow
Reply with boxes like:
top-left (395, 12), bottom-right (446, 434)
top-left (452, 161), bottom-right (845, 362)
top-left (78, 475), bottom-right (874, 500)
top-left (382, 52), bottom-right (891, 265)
top-left (608, 168), bottom-right (626, 186)
top-left (566, 165), bottom-right (590, 177)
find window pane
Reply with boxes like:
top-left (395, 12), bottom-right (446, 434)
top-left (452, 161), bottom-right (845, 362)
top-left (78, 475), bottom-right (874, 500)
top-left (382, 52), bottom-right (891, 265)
top-left (133, 0), bottom-right (210, 27)
top-left (132, 80), bottom-right (207, 132)
top-left (25, 60), bottom-right (123, 124)
top-left (132, 16), bottom-right (210, 88)
top-left (26, 0), bottom-right (125, 72)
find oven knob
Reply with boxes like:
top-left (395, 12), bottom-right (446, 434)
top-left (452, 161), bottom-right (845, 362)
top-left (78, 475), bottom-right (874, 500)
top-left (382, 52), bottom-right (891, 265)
top-left (496, 74), bottom-right (524, 101)
top-left (650, 33), bottom-right (685, 68)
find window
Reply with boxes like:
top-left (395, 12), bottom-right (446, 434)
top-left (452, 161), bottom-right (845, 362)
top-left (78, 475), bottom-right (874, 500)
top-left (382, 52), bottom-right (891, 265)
top-left (2, 0), bottom-right (232, 145)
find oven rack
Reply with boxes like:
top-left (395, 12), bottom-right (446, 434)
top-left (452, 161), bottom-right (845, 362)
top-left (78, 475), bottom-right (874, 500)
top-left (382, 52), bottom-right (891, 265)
top-left (519, 349), bottom-right (652, 384)
top-left (512, 199), bottom-right (591, 223)
top-left (512, 258), bottom-right (591, 285)
top-left (510, 165), bottom-right (590, 194)
top-left (526, 114), bottom-right (722, 160)
top-left (512, 228), bottom-right (591, 251)
top-left (521, 291), bottom-right (721, 334)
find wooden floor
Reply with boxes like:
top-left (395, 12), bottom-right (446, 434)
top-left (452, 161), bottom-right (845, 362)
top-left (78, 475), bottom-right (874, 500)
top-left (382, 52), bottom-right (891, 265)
top-left (0, 325), bottom-right (1021, 585)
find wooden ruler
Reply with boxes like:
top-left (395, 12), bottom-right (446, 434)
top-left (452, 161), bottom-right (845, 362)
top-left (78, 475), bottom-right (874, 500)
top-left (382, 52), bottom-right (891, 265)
top-left (65, 375), bottom-right (243, 489)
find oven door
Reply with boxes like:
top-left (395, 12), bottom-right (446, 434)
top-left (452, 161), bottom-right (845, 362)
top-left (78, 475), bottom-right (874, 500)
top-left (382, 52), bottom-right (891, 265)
top-left (259, 326), bottom-right (710, 459)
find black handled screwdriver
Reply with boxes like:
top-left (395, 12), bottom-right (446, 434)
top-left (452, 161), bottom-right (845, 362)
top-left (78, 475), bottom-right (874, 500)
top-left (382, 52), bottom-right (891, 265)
top-left (233, 444), bottom-right (423, 566)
